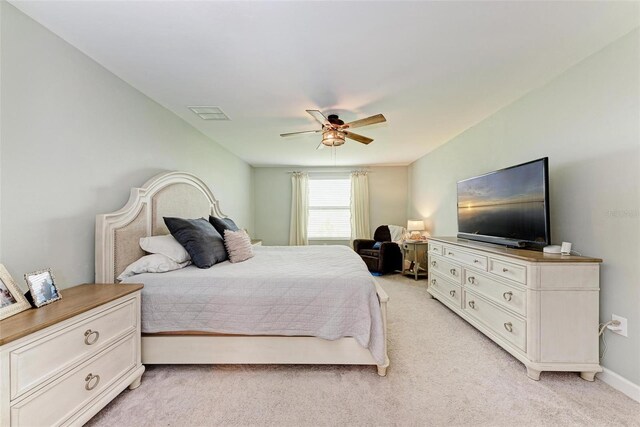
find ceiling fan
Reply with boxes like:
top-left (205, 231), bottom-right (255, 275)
top-left (280, 110), bottom-right (387, 149)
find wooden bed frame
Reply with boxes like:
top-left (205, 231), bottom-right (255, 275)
top-left (95, 171), bottom-right (390, 376)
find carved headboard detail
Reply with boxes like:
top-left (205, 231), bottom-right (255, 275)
top-left (95, 171), bottom-right (226, 283)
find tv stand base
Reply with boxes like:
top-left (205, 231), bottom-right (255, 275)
top-left (580, 371), bottom-right (597, 382)
top-left (427, 236), bottom-right (603, 381)
top-left (526, 367), bottom-right (541, 381)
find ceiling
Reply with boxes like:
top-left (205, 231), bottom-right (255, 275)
top-left (12, 1), bottom-right (639, 167)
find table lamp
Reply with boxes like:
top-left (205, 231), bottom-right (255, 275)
top-left (407, 220), bottom-right (425, 240)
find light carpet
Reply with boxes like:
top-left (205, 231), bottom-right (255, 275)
top-left (87, 275), bottom-right (640, 426)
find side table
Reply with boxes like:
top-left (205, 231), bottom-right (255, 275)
top-left (400, 241), bottom-right (429, 280)
top-left (0, 283), bottom-right (144, 426)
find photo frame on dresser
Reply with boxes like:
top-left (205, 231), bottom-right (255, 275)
top-left (0, 264), bottom-right (31, 320)
top-left (24, 268), bottom-right (62, 308)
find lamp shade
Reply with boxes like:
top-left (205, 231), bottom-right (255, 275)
top-left (321, 129), bottom-right (346, 147)
top-left (407, 220), bottom-right (425, 231)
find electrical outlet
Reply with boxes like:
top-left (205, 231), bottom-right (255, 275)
top-left (607, 314), bottom-right (628, 337)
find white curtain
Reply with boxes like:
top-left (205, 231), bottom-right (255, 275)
top-left (350, 171), bottom-right (371, 240)
top-left (289, 172), bottom-right (309, 245)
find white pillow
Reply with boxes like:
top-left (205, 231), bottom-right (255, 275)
top-left (117, 254), bottom-right (190, 281)
top-left (223, 229), bottom-right (254, 263)
top-left (139, 235), bottom-right (190, 263)
top-left (388, 225), bottom-right (406, 243)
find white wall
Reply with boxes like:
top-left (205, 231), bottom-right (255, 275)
top-left (408, 30), bottom-right (640, 386)
top-left (0, 1), bottom-right (3, 262)
top-left (254, 166), bottom-right (408, 246)
top-left (0, 4), bottom-right (253, 288)
top-left (369, 167), bottom-right (409, 234)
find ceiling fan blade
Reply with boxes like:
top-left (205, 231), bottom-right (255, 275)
top-left (280, 129), bottom-right (321, 137)
top-left (344, 113), bottom-right (386, 129)
top-left (306, 110), bottom-right (328, 126)
top-left (344, 131), bottom-right (373, 145)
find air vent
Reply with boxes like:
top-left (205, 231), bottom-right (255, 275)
top-left (188, 106), bottom-right (230, 120)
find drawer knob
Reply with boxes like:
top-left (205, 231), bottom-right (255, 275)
top-left (84, 329), bottom-right (100, 345)
top-left (503, 291), bottom-right (513, 301)
top-left (448, 252), bottom-right (454, 256)
top-left (433, 247), bottom-right (438, 251)
top-left (502, 267), bottom-right (509, 272)
top-left (430, 279), bottom-right (436, 286)
top-left (467, 276), bottom-right (476, 285)
top-left (504, 322), bottom-right (513, 333)
top-left (468, 300), bottom-right (475, 309)
top-left (450, 268), bottom-right (457, 276)
top-left (85, 373), bottom-right (101, 391)
top-left (431, 261), bottom-right (436, 267)
top-left (474, 259), bottom-right (480, 263)
top-left (449, 290), bottom-right (456, 297)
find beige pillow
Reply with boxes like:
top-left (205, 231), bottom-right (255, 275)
top-left (223, 229), bottom-right (254, 263)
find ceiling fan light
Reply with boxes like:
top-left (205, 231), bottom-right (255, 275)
top-left (321, 129), bottom-right (345, 147)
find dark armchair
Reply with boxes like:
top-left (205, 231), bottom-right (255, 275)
top-left (353, 225), bottom-right (402, 274)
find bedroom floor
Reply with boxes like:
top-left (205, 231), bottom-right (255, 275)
top-left (87, 275), bottom-right (640, 426)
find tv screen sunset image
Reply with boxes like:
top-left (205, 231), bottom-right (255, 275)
top-left (457, 160), bottom-right (547, 243)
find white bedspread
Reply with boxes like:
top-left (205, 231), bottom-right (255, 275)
top-left (122, 245), bottom-right (386, 364)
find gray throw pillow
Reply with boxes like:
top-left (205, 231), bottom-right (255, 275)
top-left (164, 217), bottom-right (227, 268)
top-left (209, 216), bottom-right (240, 236)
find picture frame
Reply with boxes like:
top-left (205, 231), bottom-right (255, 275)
top-left (24, 268), bottom-right (62, 308)
top-left (0, 264), bottom-right (31, 320)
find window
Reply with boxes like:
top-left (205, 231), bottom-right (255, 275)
top-left (308, 177), bottom-right (351, 240)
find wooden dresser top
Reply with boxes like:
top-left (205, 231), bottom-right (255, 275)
top-left (0, 283), bottom-right (143, 346)
top-left (429, 236), bottom-right (602, 263)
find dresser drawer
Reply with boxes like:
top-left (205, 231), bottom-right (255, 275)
top-left (429, 273), bottom-right (462, 307)
top-left (428, 255), bottom-right (462, 284)
top-left (464, 270), bottom-right (526, 316)
top-left (10, 333), bottom-right (136, 427)
top-left (463, 290), bottom-right (526, 352)
top-left (427, 242), bottom-right (442, 256)
top-left (443, 246), bottom-right (488, 271)
top-left (489, 258), bottom-right (527, 284)
top-left (10, 298), bottom-right (136, 399)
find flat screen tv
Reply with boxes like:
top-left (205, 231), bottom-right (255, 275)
top-left (457, 158), bottom-right (550, 249)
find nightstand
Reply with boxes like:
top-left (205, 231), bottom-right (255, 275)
top-left (400, 241), bottom-right (429, 280)
top-left (251, 239), bottom-right (263, 246)
top-left (0, 283), bottom-right (144, 426)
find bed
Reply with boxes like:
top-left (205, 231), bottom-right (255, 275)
top-left (95, 171), bottom-right (390, 375)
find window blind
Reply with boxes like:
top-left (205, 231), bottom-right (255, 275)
top-left (308, 178), bottom-right (351, 239)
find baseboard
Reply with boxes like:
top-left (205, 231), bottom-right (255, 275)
top-left (597, 368), bottom-right (640, 402)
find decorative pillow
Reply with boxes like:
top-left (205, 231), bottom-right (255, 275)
top-left (164, 217), bottom-right (227, 268)
top-left (372, 242), bottom-right (382, 250)
top-left (117, 254), bottom-right (190, 281)
top-left (223, 229), bottom-right (254, 263)
top-left (388, 225), bottom-right (406, 243)
top-left (139, 234), bottom-right (190, 263)
top-left (209, 216), bottom-right (240, 236)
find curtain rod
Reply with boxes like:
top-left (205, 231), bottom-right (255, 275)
top-left (286, 169), bottom-right (371, 173)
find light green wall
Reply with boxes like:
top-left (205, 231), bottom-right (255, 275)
top-left (408, 30), bottom-right (640, 385)
top-left (0, 4), bottom-right (254, 287)
top-left (253, 166), bottom-right (408, 246)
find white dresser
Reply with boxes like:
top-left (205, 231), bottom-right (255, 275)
top-left (0, 284), bottom-right (145, 426)
top-left (427, 237), bottom-right (602, 381)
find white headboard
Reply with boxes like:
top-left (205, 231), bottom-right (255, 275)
top-left (95, 171), bottom-right (226, 283)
